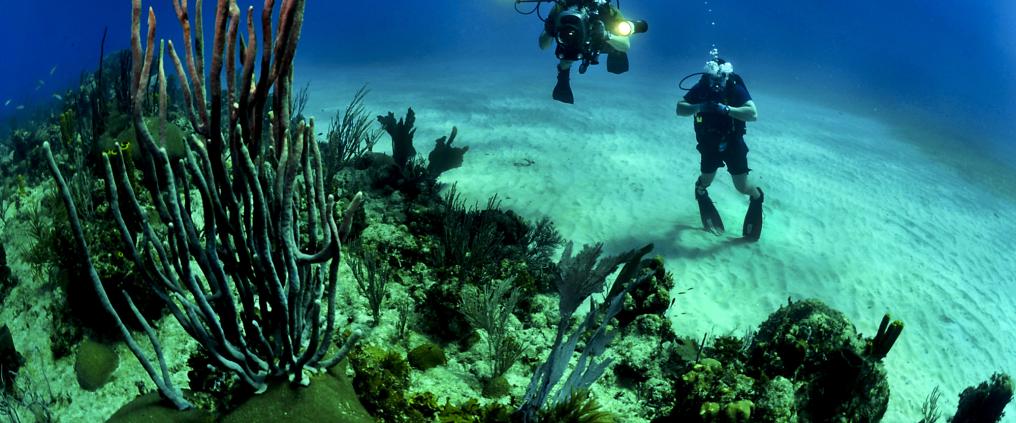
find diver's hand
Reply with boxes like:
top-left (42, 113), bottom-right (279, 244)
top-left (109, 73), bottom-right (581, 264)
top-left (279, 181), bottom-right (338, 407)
top-left (700, 102), bottom-right (730, 115)
top-left (539, 32), bottom-right (553, 50)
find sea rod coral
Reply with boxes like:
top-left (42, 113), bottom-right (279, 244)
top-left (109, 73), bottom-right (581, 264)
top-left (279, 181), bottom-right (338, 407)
top-left (43, 0), bottom-right (362, 410)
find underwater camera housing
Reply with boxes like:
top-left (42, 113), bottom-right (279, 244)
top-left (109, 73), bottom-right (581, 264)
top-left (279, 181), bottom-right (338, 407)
top-left (542, 0), bottom-right (648, 74)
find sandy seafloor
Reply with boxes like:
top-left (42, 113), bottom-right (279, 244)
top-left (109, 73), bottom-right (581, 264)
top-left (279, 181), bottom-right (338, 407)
top-left (295, 59), bottom-right (1016, 421)
top-left (0, 58), bottom-right (1013, 422)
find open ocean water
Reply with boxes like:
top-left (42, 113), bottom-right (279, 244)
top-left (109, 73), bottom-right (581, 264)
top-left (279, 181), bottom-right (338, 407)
top-left (1, 1), bottom-right (1013, 422)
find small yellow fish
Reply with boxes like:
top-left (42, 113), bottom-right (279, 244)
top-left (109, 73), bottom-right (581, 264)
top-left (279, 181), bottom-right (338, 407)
top-left (52, 94), bottom-right (63, 101)
top-left (50, 65), bottom-right (57, 75)
top-left (16, 105), bottom-right (25, 110)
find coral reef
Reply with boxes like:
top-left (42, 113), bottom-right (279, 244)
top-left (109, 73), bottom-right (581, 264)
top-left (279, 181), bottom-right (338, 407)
top-left (950, 373), bottom-right (1013, 423)
top-left (647, 298), bottom-right (892, 422)
top-left (4, 1), bottom-right (1005, 423)
top-left (748, 299), bottom-right (890, 421)
top-left (44, 0), bottom-right (363, 411)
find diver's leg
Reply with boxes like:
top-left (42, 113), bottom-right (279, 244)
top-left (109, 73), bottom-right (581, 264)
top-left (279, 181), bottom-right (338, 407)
top-left (553, 60), bottom-right (575, 104)
top-left (726, 140), bottom-right (760, 200)
top-left (696, 172), bottom-right (717, 195)
top-left (731, 173), bottom-right (761, 200)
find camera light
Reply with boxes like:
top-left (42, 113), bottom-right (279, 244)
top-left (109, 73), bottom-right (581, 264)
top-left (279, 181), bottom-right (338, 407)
top-left (615, 21), bottom-right (634, 36)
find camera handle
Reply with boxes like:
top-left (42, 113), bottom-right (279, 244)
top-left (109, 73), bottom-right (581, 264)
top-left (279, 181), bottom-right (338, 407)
top-left (577, 19), bottom-right (607, 74)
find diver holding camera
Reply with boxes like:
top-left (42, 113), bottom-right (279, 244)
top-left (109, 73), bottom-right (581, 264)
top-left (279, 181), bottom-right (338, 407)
top-left (516, 0), bottom-right (648, 103)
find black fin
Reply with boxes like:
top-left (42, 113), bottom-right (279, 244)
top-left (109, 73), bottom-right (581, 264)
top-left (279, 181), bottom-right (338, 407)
top-left (606, 52), bottom-right (629, 74)
top-left (696, 190), bottom-right (724, 236)
top-left (553, 66), bottom-right (574, 104)
top-left (742, 188), bottom-right (764, 241)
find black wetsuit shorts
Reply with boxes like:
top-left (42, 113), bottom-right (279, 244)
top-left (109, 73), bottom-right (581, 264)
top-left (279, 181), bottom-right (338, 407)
top-left (697, 136), bottom-right (750, 175)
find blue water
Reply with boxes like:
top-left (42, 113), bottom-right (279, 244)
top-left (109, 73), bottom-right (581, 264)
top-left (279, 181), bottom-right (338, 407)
top-left (1, 1), bottom-right (1014, 421)
top-left (2, 0), bottom-right (1014, 155)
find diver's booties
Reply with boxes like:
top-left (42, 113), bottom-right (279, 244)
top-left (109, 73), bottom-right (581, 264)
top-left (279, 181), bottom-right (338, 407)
top-left (553, 65), bottom-right (574, 104)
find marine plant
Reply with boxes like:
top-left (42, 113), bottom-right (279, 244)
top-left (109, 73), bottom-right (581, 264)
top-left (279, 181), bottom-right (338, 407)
top-left (377, 107), bottom-right (470, 192)
top-left (435, 186), bottom-right (506, 281)
top-left (348, 242), bottom-right (392, 326)
top-left (918, 386), bottom-right (942, 423)
top-left (386, 299), bottom-right (413, 349)
top-left (519, 216), bottom-right (563, 293)
top-left (421, 188), bottom-right (522, 344)
top-left (379, 108), bottom-right (418, 173)
top-left (20, 195), bottom-right (63, 284)
top-left (0, 350), bottom-right (57, 423)
top-left (43, 0), bottom-right (363, 410)
top-left (517, 242), bottom-right (653, 422)
top-left (426, 126), bottom-right (469, 177)
top-left (322, 85), bottom-right (382, 186)
top-left (111, 50), bottom-right (134, 115)
top-left (57, 109), bottom-right (76, 149)
top-left (537, 389), bottom-right (615, 423)
top-left (290, 81), bottom-right (311, 128)
top-left (458, 277), bottom-right (526, 395)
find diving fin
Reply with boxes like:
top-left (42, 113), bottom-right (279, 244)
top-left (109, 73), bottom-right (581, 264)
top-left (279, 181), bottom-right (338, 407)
top-left (553, 65), bottom-right (574, 104)
top-left (606, 52), bottom-right (629, 74)
top-left (696, 189), bottom-right (724, 236)
top-left (742, 188), bottom-right (764, 241)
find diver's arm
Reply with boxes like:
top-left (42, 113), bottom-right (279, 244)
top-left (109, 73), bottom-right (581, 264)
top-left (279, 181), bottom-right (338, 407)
top-left (541, 4), bottom-right (561, 51)
top-left (676, 101), bottom-right (701, 116)
top-left (728, 100), bottom-right (757, 122)
top-left (539, 32), bottom-right (553, 50)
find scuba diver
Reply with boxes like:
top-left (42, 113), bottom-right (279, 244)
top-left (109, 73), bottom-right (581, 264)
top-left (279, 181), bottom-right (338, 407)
top-left (516, 0), bottom-right (648, 104)
top-left (675, 51), bottom-right (764, 241)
